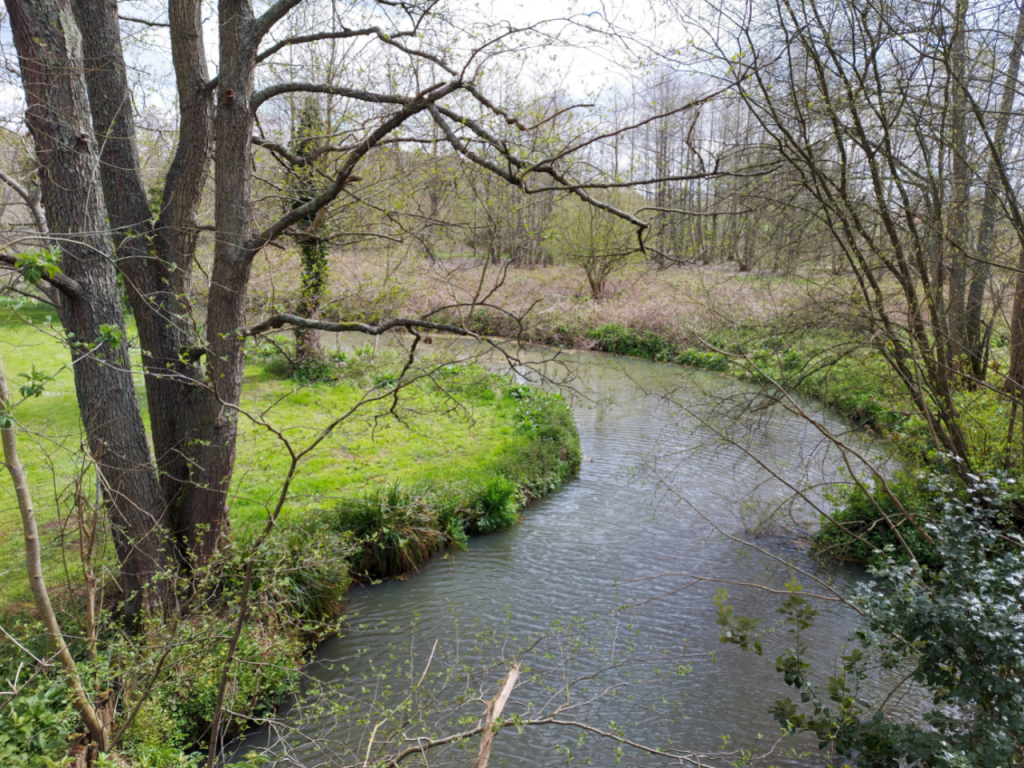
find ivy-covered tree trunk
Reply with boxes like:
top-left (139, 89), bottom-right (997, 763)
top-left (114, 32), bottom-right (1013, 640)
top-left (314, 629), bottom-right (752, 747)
top-left (290, 98), bottom-right (330, 366)
top-left (295, 234), bottom-right (329, 364)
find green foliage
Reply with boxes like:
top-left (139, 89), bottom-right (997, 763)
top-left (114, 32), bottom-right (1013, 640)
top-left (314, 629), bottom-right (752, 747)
top-left (676, 348), bottom-right (731, 372)
top-left (472, 476), bottom-right (521, 534)
top-left (17, 364), bottom-right (53, 399)
top-left (586, 324), bottom-right (732, 371)
top-left (586, 324), bottom-right (680, 361)
top-left (501, 383), bottom-right (581, 498)
top-left (0, 686), bottom-right (72, 768)
top-left (98, 746), bottom-right (203, 768)
top-left (116, 617), bottom-right (303, 752)
top-left (291, 356), bottom-right (339, 383)
top-left (815, 472), bottom-right (943, 569)
top-left (714, 587), bottom-right (762, 655)
top-left (723, 475), bottom-right (1024, 768)
top-left (250, 524), bottom-right (354, 624)
top-left (332, 481), bottom-right (447, 578)
top-left (14, 249), bottom-right (61, 286)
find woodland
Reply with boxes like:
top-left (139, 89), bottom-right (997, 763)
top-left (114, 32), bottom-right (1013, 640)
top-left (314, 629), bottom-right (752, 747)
top-left (2, 0), bottom-right (1024, 765)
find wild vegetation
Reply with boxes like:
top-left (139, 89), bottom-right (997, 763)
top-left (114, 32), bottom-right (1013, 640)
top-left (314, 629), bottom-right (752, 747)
top-left (2, 0), bottom-right (1024, 763)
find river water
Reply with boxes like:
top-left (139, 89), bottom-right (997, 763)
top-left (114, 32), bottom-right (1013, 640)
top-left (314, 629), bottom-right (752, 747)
top-left (230, 342), bottom-right (910, 767)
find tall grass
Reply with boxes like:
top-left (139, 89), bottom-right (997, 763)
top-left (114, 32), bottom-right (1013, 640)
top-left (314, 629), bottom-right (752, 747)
top-left (333, 482), bottom-right (446, 578)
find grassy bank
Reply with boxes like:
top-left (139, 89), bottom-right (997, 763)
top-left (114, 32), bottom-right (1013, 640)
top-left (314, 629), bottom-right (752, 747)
top-left (248, 250), bottom-right (1021, 565)
top-left (0, 305), bottom-right (578, 603)
top-left (0, 303), bottom-right (579, 766)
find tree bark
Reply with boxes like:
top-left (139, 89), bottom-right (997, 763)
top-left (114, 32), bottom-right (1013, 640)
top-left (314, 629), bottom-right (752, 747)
top-left (70, 0), bottom-right (213, 566)
top-left (172, 0), bottom-right (261, 566)
top-left (5, 0), bottom-right (172, 622)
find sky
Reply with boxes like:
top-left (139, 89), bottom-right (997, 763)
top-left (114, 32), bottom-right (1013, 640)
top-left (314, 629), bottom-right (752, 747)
top-left (0, 0), bottom-right (682, 126)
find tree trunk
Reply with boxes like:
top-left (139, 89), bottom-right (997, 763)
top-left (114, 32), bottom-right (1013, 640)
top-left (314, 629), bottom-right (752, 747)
top-left (70, 0), bottom-right (214, 566)
top-left (171, 0), bottom-right (261, 567)
top-left (5, 0), bottom-right (172, 622)
top-left (295, 236), bottom-right (328, 364)
top-left (946, 0), bottom-right (972, 366)
top-left (969, 1), bottom-right (1024, 380)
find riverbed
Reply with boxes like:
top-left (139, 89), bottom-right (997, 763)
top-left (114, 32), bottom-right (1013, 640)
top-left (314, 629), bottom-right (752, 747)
top-left (230, 341), bottom-right (910, 767)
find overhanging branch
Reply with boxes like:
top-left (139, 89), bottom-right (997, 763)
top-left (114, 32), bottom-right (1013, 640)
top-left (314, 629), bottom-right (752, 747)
top-left (246, 313), bottom-right (481, 339)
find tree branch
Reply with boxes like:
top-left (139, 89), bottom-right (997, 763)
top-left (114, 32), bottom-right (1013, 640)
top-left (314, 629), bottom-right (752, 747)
top-left (0, 170), bottom-right (47, 234)
top-left (256, 27), bottom-right (408, 64)
top-left (119, 14), bottom-right (169, 28)
top-left (248, 80), bottom-right (461, 250)
top-left (253, 0), bottom-right (306, 44)
top-left (245, 313), bottom-right (480, 339)
top-left (251, 81), bottom-right (413, 110)
top-left (0, 253), bottom-right (81, 298)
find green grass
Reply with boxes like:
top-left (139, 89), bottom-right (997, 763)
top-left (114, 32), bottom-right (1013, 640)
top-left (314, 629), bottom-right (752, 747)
top-left (0, 305), bottom-right (577, 606)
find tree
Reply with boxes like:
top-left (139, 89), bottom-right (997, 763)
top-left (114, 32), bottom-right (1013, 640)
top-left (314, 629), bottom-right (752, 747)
top-left (287, 97), bottom-right (332, 365)
top-left (672, 0), bottom-right (1024, 475)
top-left (548, 193), bottom-right (642, 298)
top-left (2, 0), bottom-right (664, 624)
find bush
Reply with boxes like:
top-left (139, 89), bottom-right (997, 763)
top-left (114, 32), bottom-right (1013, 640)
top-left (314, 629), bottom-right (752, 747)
top-left (472, 476), bottom-right (521, 534)
top-left (118, 618), bottom-right (303, 752)
top-left (0, 685), bottom-right (71, 768)
top-left (252, 524), bottom-right (354, 624)
top-left (814, 471), bottom-right (942, 569)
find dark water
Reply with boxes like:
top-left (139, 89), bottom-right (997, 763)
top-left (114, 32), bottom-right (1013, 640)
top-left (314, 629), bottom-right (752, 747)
top-left (230, 343), bottom-right (912, 768)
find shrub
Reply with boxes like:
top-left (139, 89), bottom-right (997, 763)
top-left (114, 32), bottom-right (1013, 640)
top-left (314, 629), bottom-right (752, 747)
top-left (292, 357), bottom-right (339, 383)
top-left (0, 685), bottom-right (71, 768)
top-left (472, 476), bottom-right (521, 534)
top-left (814, 471), bottom-right (942, 569)
top-left (252, 525), bottom-right (354, 624)
top-left (119, 619), bottom-right (303, 752)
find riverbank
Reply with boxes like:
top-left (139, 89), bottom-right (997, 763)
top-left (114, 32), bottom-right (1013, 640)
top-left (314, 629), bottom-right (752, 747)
top-left (249, 250), bottom-right (1019, 563)
top-left (249, 252), bottom-right (928, 444)
top-left (0, 303), bottom-right (579, 766)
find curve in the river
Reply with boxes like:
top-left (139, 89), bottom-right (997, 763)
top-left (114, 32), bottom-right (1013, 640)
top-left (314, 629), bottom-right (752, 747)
top-left (230, 343), bottom-right (911, 768)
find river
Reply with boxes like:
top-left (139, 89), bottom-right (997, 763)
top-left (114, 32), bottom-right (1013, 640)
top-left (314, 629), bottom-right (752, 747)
top-left (229, 341), bottom-right (910, 767)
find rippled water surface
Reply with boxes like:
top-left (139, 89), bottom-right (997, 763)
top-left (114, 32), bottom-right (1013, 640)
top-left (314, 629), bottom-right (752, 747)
top-left (232, 342), bottom-right (909, 767)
